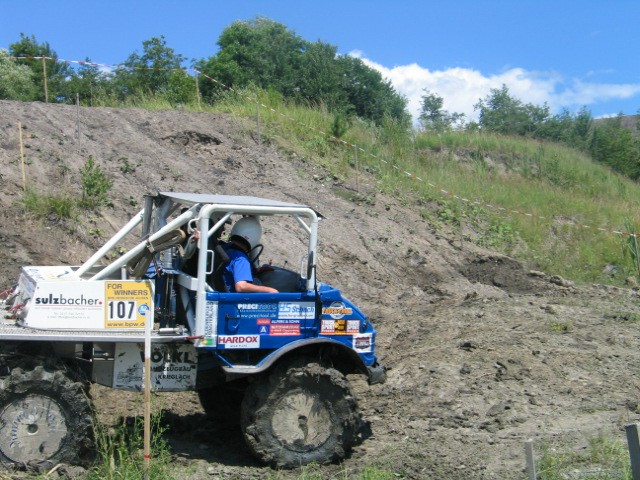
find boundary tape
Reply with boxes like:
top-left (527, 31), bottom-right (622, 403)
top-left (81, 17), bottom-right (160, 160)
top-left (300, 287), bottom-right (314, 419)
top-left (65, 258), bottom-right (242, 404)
top-left (6, 55), bottom-right (640, 239)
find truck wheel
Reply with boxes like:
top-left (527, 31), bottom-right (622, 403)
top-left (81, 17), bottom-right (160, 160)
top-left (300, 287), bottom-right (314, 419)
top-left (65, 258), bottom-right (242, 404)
top-left (241, 362), bottom-right (361, 468)
top-left (0, 366), bottom-right (93, 468)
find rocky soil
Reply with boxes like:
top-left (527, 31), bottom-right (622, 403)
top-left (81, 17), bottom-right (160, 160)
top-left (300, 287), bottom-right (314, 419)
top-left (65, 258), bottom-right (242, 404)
top-left (1, 100), bottom-right (640, 479)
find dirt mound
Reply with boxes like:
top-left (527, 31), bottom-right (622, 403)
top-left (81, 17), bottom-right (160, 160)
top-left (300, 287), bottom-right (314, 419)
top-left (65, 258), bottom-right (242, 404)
top-left (461, 255), bottom-right (545, 294)
top-left (1, 100), bottom-right (639, 479)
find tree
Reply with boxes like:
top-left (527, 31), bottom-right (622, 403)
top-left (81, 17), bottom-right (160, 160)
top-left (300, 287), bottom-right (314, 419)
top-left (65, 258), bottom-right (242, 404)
top-left (589, 114), bottom-right (640, 179)
top-left (113, 36), bottom-right (187, 99)
top-left (419, 89), bottom-right (464, 132)
top-left (61, 58), bottom-right (111, 106)
top-left (474, 84), bottom-right (549, 136)
top-left (9, 33), bottom-right (73, 102)
top-left (199, 17), bottom-right (306, 99)
top-left (297, 41), bottom-right (344, 108)
top-left (0, 49), bottom-right (37, 100)
top-left (337, 55), bottom-right (410, 127)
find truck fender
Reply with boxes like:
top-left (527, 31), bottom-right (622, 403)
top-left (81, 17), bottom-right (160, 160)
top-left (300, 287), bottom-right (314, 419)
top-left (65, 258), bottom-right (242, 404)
top-left (221, 337), bottom-right (368, 379)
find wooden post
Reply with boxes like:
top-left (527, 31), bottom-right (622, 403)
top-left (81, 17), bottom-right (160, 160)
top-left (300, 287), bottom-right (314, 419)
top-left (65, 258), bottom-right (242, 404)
top-left (195, 70), bottom-right (201, 110)
top-left (18, 122), bottom-right (26, 191)
top-left (634, 235), bottom-right (640, 277)
top-left (41, 57), bottom-right (48, 103)
top-left (626, 424), bottom-right (640, 480)
top-left (256, 104), bottom-right (261, 146)
top-left (143, 284), bottom-right (154, 478)
top-left (354, 145), bottom-right (359, 192)
top-left (524, 439), bottom-right (536, 480)
top-left (76, 93), bottom-right (80, 140)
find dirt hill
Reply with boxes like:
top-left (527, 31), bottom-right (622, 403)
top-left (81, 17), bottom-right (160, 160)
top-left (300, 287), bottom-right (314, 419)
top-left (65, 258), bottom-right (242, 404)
top-left (1, 100), bottom-right (640, 479)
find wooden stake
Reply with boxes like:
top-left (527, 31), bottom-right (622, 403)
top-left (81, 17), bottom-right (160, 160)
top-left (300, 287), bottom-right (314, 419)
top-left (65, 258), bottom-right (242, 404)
top-left (195, 70), bottom-right (201, 110)
top-left (524, 439), bottom-right (536, 480)
top-left (18, 122), bottom-right (26, 191)
top-left (143, 281), bottom-right (154, 478)
top-left (257, 105), bottom-right (261, 146)
top-left (626, 424), bottom-right (640, 480)
top-left (355, 145), bottom-right (359, 192)
top-left (76, 93), bottom-right (80, 140)
top-left (41, 57), bottom-right (48, 103)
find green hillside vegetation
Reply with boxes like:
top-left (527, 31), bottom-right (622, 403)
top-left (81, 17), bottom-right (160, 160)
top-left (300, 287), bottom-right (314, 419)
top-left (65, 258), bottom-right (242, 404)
top-left (3, 18), bottom-right (640, 285)
top-left (207, 88), bottom-right (640, 285)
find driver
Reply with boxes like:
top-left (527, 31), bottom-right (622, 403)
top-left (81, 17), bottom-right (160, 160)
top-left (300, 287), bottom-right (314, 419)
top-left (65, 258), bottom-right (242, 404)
top-left (222, 216), bottom-right (278, 293)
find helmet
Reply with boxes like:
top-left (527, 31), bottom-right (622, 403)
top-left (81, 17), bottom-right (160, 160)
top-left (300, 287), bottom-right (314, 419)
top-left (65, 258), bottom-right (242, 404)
top-left (230, 216), bottom-right (262, 250)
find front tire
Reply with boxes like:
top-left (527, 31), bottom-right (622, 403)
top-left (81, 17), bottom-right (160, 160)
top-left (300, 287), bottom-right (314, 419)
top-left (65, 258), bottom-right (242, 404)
top-left (241, 362), bottom-right (361, 468)
top-left (0, 366), bottom-right (93, 468)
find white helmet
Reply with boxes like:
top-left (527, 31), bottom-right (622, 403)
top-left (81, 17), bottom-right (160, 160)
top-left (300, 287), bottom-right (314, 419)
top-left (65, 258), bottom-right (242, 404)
top-left (230, 216), bottom-right (262, 250)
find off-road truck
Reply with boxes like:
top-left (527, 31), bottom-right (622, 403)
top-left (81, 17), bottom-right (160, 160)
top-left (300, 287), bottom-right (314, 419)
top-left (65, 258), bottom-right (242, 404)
top-left (0, 192), bottom-right (385, 469)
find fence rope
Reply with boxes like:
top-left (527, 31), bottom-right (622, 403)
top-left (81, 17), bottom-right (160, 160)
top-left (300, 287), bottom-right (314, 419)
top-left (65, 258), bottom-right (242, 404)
top-left (6, 55), bottom-right (640, 239)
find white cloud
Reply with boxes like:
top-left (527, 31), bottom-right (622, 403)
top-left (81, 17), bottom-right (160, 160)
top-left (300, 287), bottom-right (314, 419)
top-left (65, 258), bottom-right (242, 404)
top-left (349, 51), bottom-right (640, 123)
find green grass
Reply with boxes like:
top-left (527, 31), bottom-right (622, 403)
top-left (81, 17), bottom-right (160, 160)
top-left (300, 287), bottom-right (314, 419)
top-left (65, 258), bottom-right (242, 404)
top-left (203, 87), bottom-right (640, 285)
top-left (84, 86), bottom-right (640, 285)
top-left (20, 188), bottom-right (77, 220)
top-left (538, 434), bottom-right (632, 480)
top-left (85, 410), bottom-right (175, 480)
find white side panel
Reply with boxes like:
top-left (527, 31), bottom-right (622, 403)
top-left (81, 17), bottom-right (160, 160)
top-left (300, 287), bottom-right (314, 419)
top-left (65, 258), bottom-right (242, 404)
top-left (112, 343), bottom-right (197, 391)
top-left (25, 279), bottom-right (154, 330)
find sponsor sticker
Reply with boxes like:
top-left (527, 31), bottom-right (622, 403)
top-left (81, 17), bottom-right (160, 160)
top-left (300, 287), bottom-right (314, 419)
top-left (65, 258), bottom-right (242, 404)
top-left (105, 281), bottom-right (153, 328)
top-left (278, 302), bottom-right (315, 319)
top-left (203, 301), bottom-right (218, 338)
top-left (237, 303), bottom-right (278, 319)
top-left (218, 335), bottom-right (260, 349)
top-left (321, 319), bottom-right (361, 335)
top-left (353, 333), bottom-right (373, 353)
top-left (322, 301), bottom-right (353, 320)
top-left (270, 323), bottom-right (301, 336)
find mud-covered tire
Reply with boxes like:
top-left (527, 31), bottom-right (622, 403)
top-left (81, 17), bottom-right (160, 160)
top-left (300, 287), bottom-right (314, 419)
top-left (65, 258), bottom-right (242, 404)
top-left (0, 366), bottom-right (93, 468)
top-left (240, 362), bottom-right (361, 468)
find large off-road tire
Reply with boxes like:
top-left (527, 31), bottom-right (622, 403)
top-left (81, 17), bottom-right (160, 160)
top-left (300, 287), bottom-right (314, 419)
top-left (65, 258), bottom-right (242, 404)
top-left (240, 362), bottom-right (361, 468)
top-left (0, 366), bottom-right (93, 468)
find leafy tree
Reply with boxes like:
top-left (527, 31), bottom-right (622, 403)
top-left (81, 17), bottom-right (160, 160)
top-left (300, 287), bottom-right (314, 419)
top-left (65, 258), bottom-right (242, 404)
top-left (61, 58), bottom-right (112, 105)
top-left (9, 33), bottom-right (73, 102)
top-left (535, 107), bottom-right (593, 150)
top-left (337, 55), bottom-right (410, 127)
top-left (200, 17), bottom-right (410, 126)
top-left (474, 84), bottom-right (549, 136)
top-left (419, 89), bottom-right (464, 132)
top-left (199, 17), bottom-right (305, 99)
top-left (0, 49), bottom-right (37, 100)
top-left (113, 36), bottom-right (186, 99)
top-left (589, 114), bottom-right (640, 179)
top-left (297, 41), bottom-right (344, 108)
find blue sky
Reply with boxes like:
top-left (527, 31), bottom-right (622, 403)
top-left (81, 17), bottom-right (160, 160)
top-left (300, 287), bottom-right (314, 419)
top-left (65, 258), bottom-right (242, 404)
top-left (1, 0), bottom-right (639, 122)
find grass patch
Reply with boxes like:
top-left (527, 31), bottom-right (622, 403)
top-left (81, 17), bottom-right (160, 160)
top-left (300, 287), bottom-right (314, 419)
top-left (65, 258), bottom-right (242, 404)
top-left (538, 434), bottom-right (632, 480)
top-left (86, 410), bottom-right (175, 480)
top-left (20, 188), bottom-right (77, 220)
top-left (209, 91), bottom-right (640, 285)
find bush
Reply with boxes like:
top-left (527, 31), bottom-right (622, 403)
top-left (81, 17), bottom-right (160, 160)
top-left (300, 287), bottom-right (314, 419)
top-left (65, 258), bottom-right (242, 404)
top-left (79, 155), bottom-right (112, 209)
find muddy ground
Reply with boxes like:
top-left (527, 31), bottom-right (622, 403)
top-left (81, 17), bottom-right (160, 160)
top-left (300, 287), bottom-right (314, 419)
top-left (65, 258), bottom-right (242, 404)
top-left (1, 100), bottom-right (640, 479)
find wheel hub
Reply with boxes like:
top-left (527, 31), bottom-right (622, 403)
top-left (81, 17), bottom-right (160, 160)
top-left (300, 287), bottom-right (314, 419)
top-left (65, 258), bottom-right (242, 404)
top-left (272, 390), bottom-right (331, 452)
top-left (0, 394), bottom-right (67, 463)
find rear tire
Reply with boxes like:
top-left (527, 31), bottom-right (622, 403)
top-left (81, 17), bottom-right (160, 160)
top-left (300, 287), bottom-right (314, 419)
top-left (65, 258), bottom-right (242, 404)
top-left (240, 362), bottom-right (361, 468)
top-left (0, 366), bottom-right (93, 468)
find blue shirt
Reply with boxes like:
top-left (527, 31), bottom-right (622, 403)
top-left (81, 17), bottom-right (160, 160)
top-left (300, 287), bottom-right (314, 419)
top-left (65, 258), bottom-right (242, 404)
top-left (221, 245), bottom-right (253, 292)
